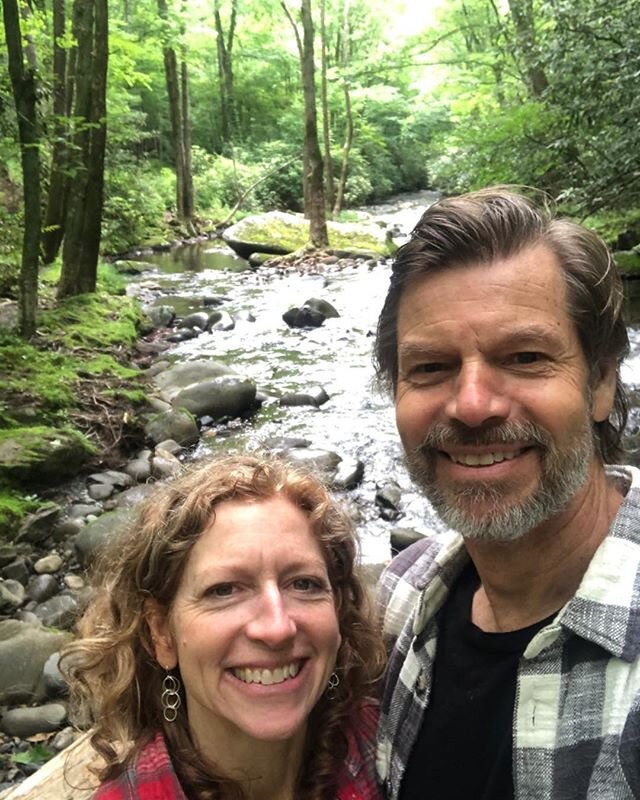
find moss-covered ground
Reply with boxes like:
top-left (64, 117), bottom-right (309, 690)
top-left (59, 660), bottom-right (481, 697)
top-left (0, 264), bottom-right (149, 537)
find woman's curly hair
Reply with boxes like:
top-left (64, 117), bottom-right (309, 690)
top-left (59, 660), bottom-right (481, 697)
top-left (62, 454), bottom-right (385, 800)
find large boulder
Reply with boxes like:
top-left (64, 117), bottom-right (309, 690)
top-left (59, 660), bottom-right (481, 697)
top-left (222, 210), bottom-right (395, 259)
top-left (171, 375), bottom-right (257, 421)
top-left (0, 619), bottom-right (71, 704)
top-left (0, 427), bottom-right (95, 487)
top-left (153, 359), bottom-right (236, 400)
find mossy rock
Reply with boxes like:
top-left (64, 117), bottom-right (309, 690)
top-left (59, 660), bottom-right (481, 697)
top-left (0, 488), bottom-right (41, 540)
top-left (614, 250), bottom-right (640, 276)
top-left (222, 210), bottom-right (395, 260)
top-left (0, 426), bottom-right (95, 487)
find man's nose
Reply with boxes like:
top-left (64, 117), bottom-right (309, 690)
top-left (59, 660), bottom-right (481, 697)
top-left (245, 585), bottom-right (297, 647)
top-left (444, 362), bottom-right (510, 428)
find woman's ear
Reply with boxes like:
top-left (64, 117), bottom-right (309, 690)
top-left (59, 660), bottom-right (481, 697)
top-left (144, 599), bottom-right (178, 669)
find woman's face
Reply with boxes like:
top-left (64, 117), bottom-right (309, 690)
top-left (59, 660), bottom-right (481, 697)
top-left (148, 495), bottom-right (342, 751)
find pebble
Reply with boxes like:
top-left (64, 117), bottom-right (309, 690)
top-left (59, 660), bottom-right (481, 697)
top-left (63, 574), bottom-right (85, 591)
top-left (34, 554), bottom-right (63, 575)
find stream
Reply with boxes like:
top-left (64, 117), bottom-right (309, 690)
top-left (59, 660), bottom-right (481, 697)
top-left (128, 191), bottom-right (640, 565)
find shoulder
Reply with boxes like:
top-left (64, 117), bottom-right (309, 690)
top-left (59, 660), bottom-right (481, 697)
top-left (337, 700), bottom-right (381, 800)
top-left (377, 532), bottom-right (463, 642)
top-left (93, 733), bottom-right (186, 800)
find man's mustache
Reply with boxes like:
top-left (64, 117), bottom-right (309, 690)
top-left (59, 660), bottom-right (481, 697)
top-left (417, 420), bottom-right (552, 452)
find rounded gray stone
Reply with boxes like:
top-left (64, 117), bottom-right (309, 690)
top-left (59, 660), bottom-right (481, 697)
top-left (27, 574), bottom-right (60, 604)
top-left (0, 621), bottom-right (71, 703)
top-left (1, 703), bottom-right (68, 738)
top-left (0, 579), bottom-right (26, 611)
top-left (33, 593), bottom-right (79, 630)
top-left (145, 409), bottom-right (199, 447)
top-left (43, 651), bottom-right (68, 698)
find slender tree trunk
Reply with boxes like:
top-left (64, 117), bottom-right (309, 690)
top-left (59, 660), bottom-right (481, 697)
top-left (58, 0), bottom-right (109, 298)
top-left (507, 0), bottom-right (548, 97)
top-left (42, 0), bottom-right (68, 264)
top-left (214, 0), bottom-right (237, 145)
top-left (3, 0), bottom-right (41, 337)
top-left (283, 0), bottom-right (328, 248)
top-left (333, 83), bottom-right (352, 216)
top-left (320, 0), bottom-right (334, 213)
top-left (157, 0), bottom-right (194, 230)
top-left (181, 55), bottom-right (195, 229)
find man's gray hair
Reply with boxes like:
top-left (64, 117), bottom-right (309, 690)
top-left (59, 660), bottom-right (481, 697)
top-left (374, 186), bottom-right (630, 463)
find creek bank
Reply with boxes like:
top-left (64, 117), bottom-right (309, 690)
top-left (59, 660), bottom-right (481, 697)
top-left (0, 247), bottom-right (416, 792)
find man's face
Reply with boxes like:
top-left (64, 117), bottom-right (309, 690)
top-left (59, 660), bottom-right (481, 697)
top-left (394, 244), bottom-right (616, 542)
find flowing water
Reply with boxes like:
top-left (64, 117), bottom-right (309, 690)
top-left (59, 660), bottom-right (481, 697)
top-left (130, 191), bottom-right (640, 564)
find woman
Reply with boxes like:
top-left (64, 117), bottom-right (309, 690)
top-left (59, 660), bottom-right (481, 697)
top-left (63, 454), bottom-right (385, 800)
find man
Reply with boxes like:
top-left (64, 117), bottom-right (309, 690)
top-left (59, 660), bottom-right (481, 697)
top-left (374, 188), bottom-right (640, 799)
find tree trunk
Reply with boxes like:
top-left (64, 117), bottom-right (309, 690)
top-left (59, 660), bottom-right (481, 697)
top-left (42, 0), bottom-right (68, 264)
top-left (58, 0), bottom-right (109, 299)
top-left (507, 0), bottom-right (548, 97)
top-left (181, 54), bottom-right (195, 231)
top-left (3, 0), bottom-right (41, 337)
top-left (214, 0), bottom-right (237, 145)
top-left (320, 0), bottom-right (334, 213)
top-left (157, 0), bottom-right (194, 230)
top-left (333, 82), bottom-right (352, 216)
top-left (284, 0), bottom-right (328, 248)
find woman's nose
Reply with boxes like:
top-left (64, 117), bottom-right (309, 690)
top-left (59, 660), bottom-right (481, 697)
top-left (245, 585), bottom-right (297, 647)
top-left (444, 362), bottom-right (511, 429)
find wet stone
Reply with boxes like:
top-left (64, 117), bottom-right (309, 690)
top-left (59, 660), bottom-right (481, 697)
top-left (34, 554), bottom-right (63, 575)
top-left (33, 594), bottom-right (78, 629)
top-left (27, 574), bottom-right (60, 604)
top-left (1, 558), bottom-right (31, 585)
top-left (0, 580), bottom-right (25, 611)
top-left (1, 703), bottom-right (68, 738)
top-left (43, 651), bottom-right (68, 698)
top-left (63, 574), bottom-right (85, 591)
top-left (88, 482), bottom-right (114, 501)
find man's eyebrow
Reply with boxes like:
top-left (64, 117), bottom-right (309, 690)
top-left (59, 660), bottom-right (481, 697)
top-left (397, 342), bottom-right (447, 359)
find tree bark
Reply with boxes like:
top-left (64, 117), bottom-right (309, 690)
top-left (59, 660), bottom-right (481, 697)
top-left (507, 0), bottom-right (548, 97)
top-left (214, 0), bottom-right (237, 145)
top-left (42, 0), bottom-right (69, 264)
top-left (3, 0), bottom-right (41, 337)
top-left (157, 0), bottom-right (194, 230)
top-left (333, 82), bottom-right (352, 216)
top-left (320, 0), bottom-right (334, 213)
top-left (58, 0), bottom-right (109, 299)
top-left (283, 0), bottom-right (328, 248)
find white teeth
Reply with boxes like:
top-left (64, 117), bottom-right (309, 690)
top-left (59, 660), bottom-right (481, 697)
top-left (232, 661), bottom-right (300, 685)
top-left (450, 450), bottom-right (520, 466)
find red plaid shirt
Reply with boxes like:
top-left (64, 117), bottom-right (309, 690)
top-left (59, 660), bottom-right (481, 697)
top-left (93, 701), bottom-right (380, 800)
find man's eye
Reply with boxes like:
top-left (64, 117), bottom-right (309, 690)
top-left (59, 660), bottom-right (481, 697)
top-left (515, 352), bottom-right (541, 364)
top-left (411, 362), bottom-right (444, 375)
top-left (207, 583), bottom-right (235, 598)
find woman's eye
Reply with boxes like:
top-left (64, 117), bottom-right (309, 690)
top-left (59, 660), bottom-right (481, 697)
top-left (292, 577), bottom-right (325, 592)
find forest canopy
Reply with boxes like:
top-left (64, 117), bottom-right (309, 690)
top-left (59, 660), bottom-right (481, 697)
top-left (1, 0), bottom-right (639, 310)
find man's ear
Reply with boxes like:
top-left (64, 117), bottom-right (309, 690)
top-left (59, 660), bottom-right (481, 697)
top-left (591, 360), bottom-right (617, 423)
top-left (144, 599), bottom-right (178, 669)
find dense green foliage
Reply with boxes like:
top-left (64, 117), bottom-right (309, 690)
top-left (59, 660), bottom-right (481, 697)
top-left (1, 0), bottom-right (639, 276)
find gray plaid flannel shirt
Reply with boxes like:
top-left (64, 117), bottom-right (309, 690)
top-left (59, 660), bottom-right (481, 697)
top-left (376, 465), bottom-right (640, 800)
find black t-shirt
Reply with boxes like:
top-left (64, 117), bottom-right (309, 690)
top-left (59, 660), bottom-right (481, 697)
top-left (399, 563), bottom-right (554, 800)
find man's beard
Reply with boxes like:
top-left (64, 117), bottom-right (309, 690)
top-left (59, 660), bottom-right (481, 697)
top-left (405, 419), bottom-right (595, 542)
